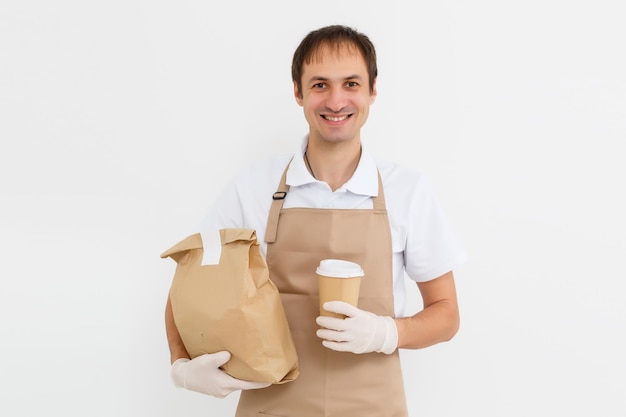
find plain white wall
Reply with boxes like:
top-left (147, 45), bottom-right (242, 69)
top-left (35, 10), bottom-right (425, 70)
top-left (1, 1), bottom-right (624, 416)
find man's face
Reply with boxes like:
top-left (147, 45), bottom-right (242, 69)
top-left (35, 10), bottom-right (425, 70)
top-left (294, 45), bottom-right (377, 146)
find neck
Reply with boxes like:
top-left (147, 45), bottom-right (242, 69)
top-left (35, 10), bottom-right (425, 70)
top-left (304, 141), bottom-right (361, 191)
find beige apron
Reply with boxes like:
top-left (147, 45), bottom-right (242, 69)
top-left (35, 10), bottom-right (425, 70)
top-left (236, 163), bottom-right (408, 417)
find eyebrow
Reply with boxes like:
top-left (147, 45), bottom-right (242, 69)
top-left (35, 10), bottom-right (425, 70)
top-left (307, 74), bottom-right (363, 84)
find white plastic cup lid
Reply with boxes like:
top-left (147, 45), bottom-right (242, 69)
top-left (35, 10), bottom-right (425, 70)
top-left (316, 259), bottom-right (364, 278)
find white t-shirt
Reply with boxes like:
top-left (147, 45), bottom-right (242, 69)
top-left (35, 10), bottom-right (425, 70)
top-left (200, 139), bottom-right (467, 317)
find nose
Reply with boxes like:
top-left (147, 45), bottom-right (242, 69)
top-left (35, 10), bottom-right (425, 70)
top-left (325, 87), bottom-right (347, 113)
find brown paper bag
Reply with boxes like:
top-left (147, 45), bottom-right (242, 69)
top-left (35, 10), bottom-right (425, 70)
top-left (161, 228), bottom-right (299, 384)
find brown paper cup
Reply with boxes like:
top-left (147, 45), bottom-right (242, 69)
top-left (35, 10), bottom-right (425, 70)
top-left (317, 259), bottom-right (364, 318)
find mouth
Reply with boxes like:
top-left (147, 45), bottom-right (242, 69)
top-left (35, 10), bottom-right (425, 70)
top-left (322, 114), bottom-right (352, 122)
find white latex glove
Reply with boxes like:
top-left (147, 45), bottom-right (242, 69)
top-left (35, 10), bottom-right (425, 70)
top-left (170, 351), bottom-right (271, 398)
top-left (316, 301), bottom-right (398, 355)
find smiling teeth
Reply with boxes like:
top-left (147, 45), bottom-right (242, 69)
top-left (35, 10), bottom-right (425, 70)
top-left (325, 115), bottom-right (348, 121)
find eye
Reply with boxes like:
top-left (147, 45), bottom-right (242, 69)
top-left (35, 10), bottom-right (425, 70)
top-left (312, 82), bottom-right (327, 89)
top-left (346, 81), bottom-right (359, 88)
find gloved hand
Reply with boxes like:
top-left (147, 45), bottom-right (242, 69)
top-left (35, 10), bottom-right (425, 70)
top-left (170, 351), bottom-right (271, 398)
top-left (316, 301), bottom-right (398, 354)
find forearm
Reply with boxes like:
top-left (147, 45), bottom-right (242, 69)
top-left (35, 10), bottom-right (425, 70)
top-left (165, 294), bottom-right (190, 364)
top-left (395, 271), bottom-right (460, 349)
top-left (395, 300), bottom-right (459, 349)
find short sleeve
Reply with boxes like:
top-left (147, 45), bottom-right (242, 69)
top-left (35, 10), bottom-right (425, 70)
top-left (402, 174), bottom-right (468, 281)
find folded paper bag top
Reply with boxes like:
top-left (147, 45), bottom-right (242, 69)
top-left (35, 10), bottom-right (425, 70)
top-left (161, 228), bottom-right (299, 384)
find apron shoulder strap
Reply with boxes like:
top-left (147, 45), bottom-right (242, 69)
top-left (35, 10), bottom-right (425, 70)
top-left (265, 161), bottom-right (291, 243)
top-left (372, 172), bottom-right (386, 212)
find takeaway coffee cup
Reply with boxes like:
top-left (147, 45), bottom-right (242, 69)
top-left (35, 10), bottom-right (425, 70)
top-left (317, 259), bottom-right (364, 318)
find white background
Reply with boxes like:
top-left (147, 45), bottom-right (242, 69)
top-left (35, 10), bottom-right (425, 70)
top-left (1, 1), bottom-right (625, 416)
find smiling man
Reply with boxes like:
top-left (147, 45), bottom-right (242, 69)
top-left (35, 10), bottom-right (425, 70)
top-left (165, 25), bottom-right (467, 417)
top-left (294, 39), bottom-right (375, 192)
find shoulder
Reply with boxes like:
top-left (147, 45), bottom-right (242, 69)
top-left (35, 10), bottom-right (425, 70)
top-left (374, 157), bottom-right (435, 202)
top-left (199, 152), bottom-right (294, 232)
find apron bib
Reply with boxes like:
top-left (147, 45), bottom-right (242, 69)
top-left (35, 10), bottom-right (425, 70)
top-left (236, 163), bottom-right (408, 417)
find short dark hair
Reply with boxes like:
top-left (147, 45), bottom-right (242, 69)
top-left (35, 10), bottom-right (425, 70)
top-left (291, 25), bottom-right (378, 98)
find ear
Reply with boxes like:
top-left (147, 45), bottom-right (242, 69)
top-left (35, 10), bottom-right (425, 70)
top-left (294, 81), bottom-right (303, 106)
top-left (370, 78), bottom-right (378, 105)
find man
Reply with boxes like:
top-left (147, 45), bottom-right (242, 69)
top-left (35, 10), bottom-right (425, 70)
top-left (165, 24), bottom-right (467, 416)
